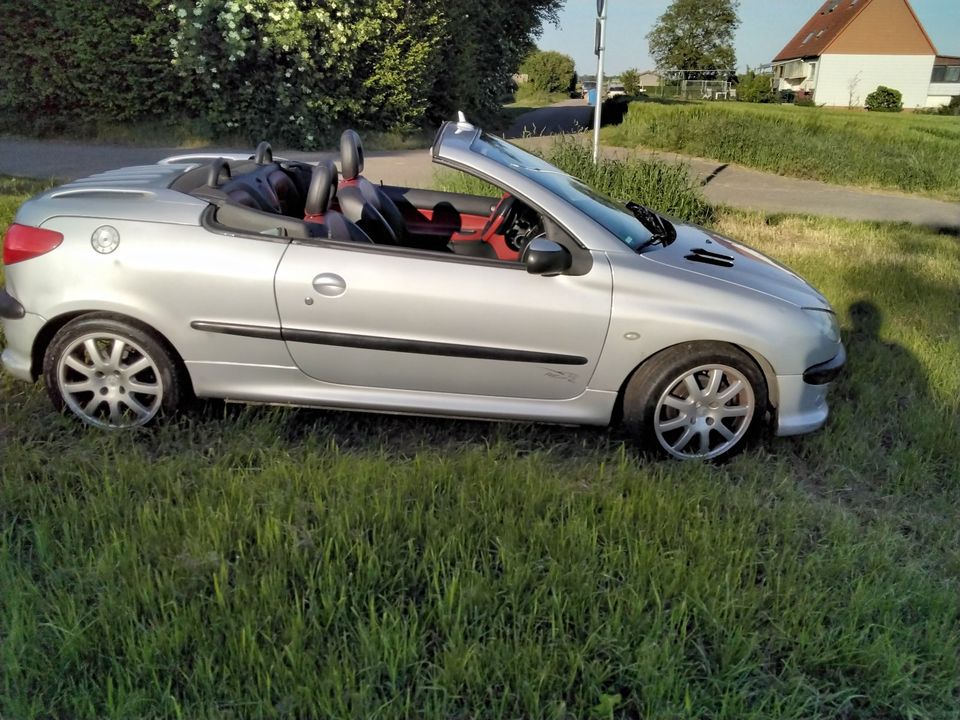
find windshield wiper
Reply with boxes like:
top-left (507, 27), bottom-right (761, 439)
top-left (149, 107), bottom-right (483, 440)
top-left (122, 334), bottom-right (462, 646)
top-left (627, 202), bottom-right (677, 251)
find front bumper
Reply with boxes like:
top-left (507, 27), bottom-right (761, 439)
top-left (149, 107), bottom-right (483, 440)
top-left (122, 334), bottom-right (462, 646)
top-left (775, 345), bottom-right (846, 437)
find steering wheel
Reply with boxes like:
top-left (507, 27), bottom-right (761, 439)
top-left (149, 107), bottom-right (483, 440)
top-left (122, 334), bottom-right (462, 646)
top-left (478, 194), bottom-right (517, 241)
top-left (206, 158), bottom-right (232, 188)
top-left (505, 207), bottom-right (544, 252)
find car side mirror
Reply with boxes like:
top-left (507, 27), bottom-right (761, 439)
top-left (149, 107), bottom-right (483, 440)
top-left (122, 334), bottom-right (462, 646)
top-left (522, 238), bottom-right (572, 276)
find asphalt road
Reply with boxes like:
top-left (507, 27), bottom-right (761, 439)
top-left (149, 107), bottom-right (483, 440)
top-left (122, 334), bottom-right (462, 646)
top-left (1, 103), bottom-right (957, 229)
top-left (504, 98), bottom-right (595, 138)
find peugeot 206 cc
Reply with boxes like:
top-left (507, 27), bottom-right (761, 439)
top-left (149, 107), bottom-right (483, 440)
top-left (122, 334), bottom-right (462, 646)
top-left (0, 117), bottom-right (845, 460)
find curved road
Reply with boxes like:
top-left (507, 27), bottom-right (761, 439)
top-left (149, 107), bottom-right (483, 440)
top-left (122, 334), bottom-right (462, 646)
top-left (504, 98), bottom-right (595, 139)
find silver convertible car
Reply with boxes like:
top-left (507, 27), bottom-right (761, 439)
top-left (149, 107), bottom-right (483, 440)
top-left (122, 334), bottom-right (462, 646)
top-left (1, 117), bottom-right (845, 460)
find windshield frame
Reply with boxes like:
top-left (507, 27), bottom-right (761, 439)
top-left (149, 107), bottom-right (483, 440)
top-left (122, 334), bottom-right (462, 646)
top-left (467, 132), bottom-right (662, 253)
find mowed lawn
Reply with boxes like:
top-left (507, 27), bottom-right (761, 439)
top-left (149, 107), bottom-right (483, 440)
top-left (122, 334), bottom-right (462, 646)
top-left (603, 101), bottom-right (960, 201)
top-left (1, 174), bottom-right (960, 718)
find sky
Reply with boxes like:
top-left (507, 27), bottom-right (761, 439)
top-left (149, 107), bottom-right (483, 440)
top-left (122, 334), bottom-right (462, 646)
top-left (537, 0), bottom-right (960, 74)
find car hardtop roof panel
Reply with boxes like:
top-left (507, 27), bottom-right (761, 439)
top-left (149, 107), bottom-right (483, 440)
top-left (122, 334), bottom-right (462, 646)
top-left (16, 163), bottom-right (210, 228)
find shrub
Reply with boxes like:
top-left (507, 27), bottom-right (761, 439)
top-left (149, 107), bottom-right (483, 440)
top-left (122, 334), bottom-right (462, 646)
top-left (939, 96), bottom-right (960, 117)
top-left (737, 70), bottom-right (775, 103)
top-left (865, 86), bottom-right (903, 112)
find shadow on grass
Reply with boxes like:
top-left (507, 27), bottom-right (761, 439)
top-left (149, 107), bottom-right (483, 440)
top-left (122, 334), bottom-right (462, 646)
top-left (930, 225), bottom-right (960, 239)
top-left (834, 299), bottom-right (932, 449)
top-left (787, 253), bottom-right (959, 499)
top-left (190, 400), bottom-right (630, 462)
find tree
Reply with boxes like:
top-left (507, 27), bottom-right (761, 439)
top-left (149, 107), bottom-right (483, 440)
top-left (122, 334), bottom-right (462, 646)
top-left (425, 0), bottom-right (565, 125)
top-left (620, 68), bottom-right (643, 96)
top-left (647, 0), bottom-right (740, 72)
top-left (520, 50), bottom-right (576, 94)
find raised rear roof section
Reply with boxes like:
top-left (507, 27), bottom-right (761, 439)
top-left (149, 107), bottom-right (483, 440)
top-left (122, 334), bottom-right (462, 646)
top-left (16, 163), bottom-right (209, 229)
top-left (50, 164), bottom-right (191, 194)
top-left (773, 0), bottom-right (937, 63)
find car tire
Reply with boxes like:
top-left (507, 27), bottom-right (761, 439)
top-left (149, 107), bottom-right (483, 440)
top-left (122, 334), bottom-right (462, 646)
top-left (43, 315), bottom-right (185, 429)
top-left (622, 342), bottom-right (768, 461)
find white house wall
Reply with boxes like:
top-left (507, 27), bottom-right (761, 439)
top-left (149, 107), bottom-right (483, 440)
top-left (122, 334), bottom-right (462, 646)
top-left (815, 54), bottom-right (935, 108)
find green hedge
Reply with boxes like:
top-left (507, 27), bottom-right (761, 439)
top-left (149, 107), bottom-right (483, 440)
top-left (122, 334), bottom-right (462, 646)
top-left (0, 0), bottom-right (562, 145)
top-left (0, 0), bottom-right (179, 135)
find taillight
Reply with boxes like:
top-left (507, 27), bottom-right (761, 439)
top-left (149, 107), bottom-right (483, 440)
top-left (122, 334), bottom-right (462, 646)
top-left (3, 224), bottom-right (64, 265)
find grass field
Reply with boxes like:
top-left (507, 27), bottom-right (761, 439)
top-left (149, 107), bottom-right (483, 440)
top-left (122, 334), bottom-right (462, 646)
top-left (603, 101), bottom-right (960, 201)
top-left (2, 167), bottom-right (960, 718)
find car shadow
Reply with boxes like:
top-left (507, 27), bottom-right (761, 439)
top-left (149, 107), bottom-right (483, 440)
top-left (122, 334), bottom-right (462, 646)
top-left (189, 398), bottom-right (628, 462)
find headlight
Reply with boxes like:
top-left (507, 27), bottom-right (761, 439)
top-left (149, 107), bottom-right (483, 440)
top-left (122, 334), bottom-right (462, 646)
top-left (803, 308), bottom-right (840, 343)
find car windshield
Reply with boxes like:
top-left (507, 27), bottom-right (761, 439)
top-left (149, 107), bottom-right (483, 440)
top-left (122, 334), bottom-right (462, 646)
top-left (470, 133), bottom-right (658, 251)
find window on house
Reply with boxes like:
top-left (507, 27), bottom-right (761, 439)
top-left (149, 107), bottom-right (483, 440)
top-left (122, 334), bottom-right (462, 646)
top-left (802, 32), bottom-right (815, 44)
top-left (816, 30), bottom-right (825, 37)
top-left (932, 66), bottom-right (946, 82)
top-left (947, 66), bottom-right (960, 83)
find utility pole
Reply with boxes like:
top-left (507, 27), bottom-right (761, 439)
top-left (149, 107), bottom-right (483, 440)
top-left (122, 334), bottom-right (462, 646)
top-left (592, 0), bottom-right (607, 164)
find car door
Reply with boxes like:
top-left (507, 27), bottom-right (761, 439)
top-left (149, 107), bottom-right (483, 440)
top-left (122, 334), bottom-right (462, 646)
top-left (273, 243), bottom-right (612, 401)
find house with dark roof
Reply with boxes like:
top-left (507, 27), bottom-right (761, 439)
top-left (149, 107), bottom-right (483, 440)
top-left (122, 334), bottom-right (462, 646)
top-left (771, 0), bottom-right (959, 109)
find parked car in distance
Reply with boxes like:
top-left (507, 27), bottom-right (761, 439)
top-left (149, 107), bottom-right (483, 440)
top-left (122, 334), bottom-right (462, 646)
top-left (607, 84), bottom-right (627, 97)
top-left (0, 116), bottom-right (845, 460)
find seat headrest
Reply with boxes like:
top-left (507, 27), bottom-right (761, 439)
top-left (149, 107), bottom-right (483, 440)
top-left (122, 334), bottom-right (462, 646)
top-left (305, 160), bottom-right (338, 216)
top-left (254, 141), bottom-right (273, 165)
top-left (339, 129), bottom-right (364, 180)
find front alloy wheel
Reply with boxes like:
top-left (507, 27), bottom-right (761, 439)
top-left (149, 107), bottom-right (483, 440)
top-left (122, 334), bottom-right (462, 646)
top-left (623, 343), bottom-right (768, 461)
top-left (654, 364), bottom-right (755, 460)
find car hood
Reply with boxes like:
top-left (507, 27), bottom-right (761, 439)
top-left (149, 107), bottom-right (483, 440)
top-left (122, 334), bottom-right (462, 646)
top-left (640, 222), bottom-right (831, 310)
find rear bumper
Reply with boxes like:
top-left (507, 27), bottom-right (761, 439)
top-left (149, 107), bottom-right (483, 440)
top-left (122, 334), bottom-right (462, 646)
top-left (0, 288), bottom-right (25, 319)
top-left (775, 345), bottom-right (846, 437)
top-left (0, 299), bottom-right (45, 382)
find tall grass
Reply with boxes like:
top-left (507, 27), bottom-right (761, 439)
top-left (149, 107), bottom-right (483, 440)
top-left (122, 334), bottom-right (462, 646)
top-left (604, 102), bottom-right (960, 200)
top-left (436, 137), bottom-right (714, 226)
top-left (3, 176), bottom-right (960, 718)
top-left (3, 423), bottom-right (957, 719)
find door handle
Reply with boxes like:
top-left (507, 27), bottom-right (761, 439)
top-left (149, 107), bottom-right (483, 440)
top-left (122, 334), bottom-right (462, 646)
top-left (312, 273), bottom-right (347, 297)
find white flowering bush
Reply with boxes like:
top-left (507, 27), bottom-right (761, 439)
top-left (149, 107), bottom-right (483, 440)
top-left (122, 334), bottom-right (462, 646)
top-left (168, 0), bottom-right (445, 146)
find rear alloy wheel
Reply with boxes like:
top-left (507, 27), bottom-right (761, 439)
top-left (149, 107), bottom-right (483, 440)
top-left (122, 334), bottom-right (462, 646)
top-left (623, 343), bottom-right (768, 461)
top-left (44, 317), bottom-right (184, 429)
